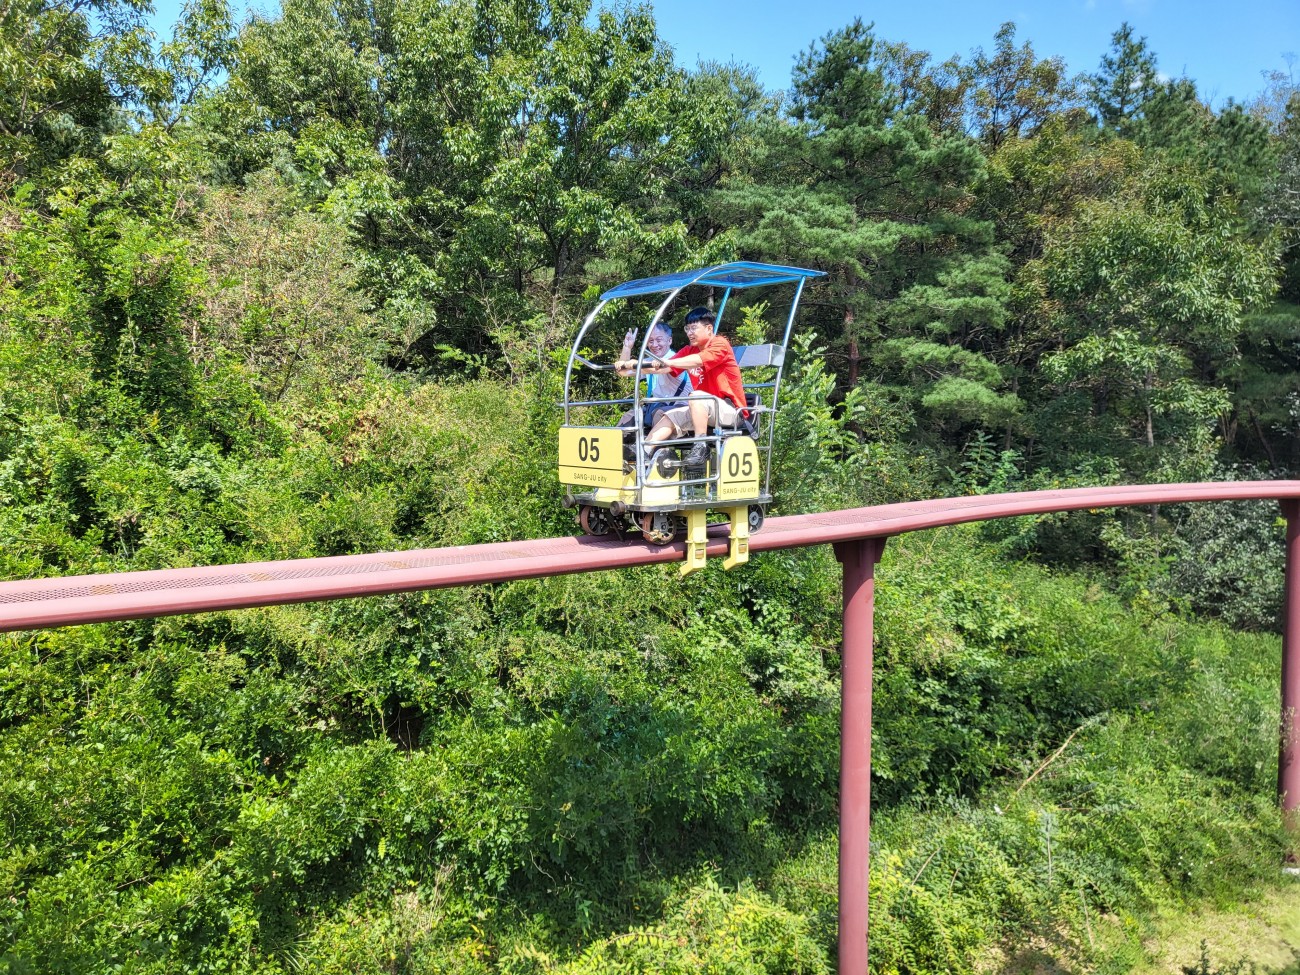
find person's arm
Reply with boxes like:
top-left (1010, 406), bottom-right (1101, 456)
top-left (664, 353), bottom-right (703, 371)
top-left (615, 359), bottom-right (672, 376)
top-left (613, 328), bottom-right (636, 377)
top-left (616, 349), bottom-right (696, 375)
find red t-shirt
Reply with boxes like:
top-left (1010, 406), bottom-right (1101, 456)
top-left (669, 335), bottom-right (748, 416)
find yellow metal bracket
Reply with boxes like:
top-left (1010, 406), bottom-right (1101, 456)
top-left (680, 508), bottom-right (709, 576)
top-left (723, 506), bottom-right (750, 570)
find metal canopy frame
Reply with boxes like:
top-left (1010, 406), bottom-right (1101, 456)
top-left (598, 261), bottom-right (827, 301)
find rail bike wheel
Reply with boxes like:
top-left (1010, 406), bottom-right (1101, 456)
top-left (637, 511), bottom-right (676, 545)
top-left (748, 504), bottom-right (765, 534)
top-left (579, 505), bottom-right (611, 536)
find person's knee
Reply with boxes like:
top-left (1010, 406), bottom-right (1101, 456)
top-left (649, 412), bottom-right (679, 440)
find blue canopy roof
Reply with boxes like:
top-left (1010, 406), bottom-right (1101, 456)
top-left (599, 261), bottom-right (826, 301)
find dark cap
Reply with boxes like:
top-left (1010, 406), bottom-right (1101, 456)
top-left (684, 306), bottom-right (715, 325)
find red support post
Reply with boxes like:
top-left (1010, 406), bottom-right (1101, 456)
top-left (1281, 501), bottom-right (1300, 860)
top-left (834, 536), bottom-right (888, 974)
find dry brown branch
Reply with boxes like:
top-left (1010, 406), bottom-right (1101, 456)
top-left (1013, 722), bottom-right (1087, 798)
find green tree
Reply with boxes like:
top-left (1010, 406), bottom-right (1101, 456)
top-left (1136, 78), bottom-right (1208, 157)
top-left (716, 20), bottom-right (1017, 434)
top-left (0, 0), bottom-right (232, 180)
top-left (1260, 93), bottom-right (1300, 299)
top-left (874, 39), bottom-right (967, 135)
top-left (1229, 92), bottom-right (1300, 466)
top-left (136, 0), bottom-right (236, 131)
top-left (659, 60), bottom-right (772, 249)
top-left (1, 0), bottom-right (130, 175)
top-left (213, 0), bottom-right (709, 365)
top-left (464, 3), bottom-right (697, 296)
top-left (966, 22), bottom-right (1079, 150)
top-left (1088, 22), bottom-right (1159, 137)
top-left (1221, 300), bottom-right (1300, 467)
top-left (1026, 167), bottom-right (1277, 471)
top-left (1138, 79), bottom-right (1277, 204)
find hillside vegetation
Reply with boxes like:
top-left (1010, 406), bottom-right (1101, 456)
top-left (3, 1), bottom-right (1300, 971)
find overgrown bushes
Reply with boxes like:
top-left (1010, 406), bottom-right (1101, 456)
top-left (2, 29), bottom-right (1296, 965)
top-left (2, 434), bottom-right (1292, 972)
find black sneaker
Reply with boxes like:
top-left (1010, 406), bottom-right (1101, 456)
top-left (683, 442), bottom-right (709, 468)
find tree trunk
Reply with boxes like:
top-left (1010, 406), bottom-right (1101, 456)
top-left (1144, 370), bottom-right (1155, 449)
top-left (1220, 410), bottom-right (1238, 447)
top-left (845, 308), bottom-right (858, 387)
top-left (1252, 410), bottom-right (1278, 468)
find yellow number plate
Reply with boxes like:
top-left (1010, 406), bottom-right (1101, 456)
top-left (558, 427), bottom-right (625, 489)
top-left (717, 437), bottom-right (760, 501)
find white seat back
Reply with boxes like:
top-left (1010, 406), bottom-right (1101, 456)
top-left (732, 344), bottom-right (784, 368)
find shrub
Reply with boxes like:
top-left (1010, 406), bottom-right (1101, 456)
top-left (546, 879), bottom-right (830, 975)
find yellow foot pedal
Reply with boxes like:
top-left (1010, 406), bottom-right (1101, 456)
top-left (723, 506), bottom-right (750, 570)
top-left (680, 508), bottom-right (708, 576)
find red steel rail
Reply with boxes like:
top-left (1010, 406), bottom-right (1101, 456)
top-left (3, 480), bottom-right (1300, 973)
top-left (3, 481), bottom-right (1296, 630)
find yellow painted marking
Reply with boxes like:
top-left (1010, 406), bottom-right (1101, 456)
top-left (558, 426), bottom-right (625, 490)
top-left (558, 466), bottom-right (626, 489)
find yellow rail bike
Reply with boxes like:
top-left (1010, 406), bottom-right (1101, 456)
top-left (558, 262), bottom-right (825, 575)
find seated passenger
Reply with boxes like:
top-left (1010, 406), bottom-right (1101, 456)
top-left (615, 321), bottom-right (691, 431)
top-left (615, 306), bottom-right (747, 468)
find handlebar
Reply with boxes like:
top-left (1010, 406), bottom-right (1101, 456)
top-left (574, 354), bottom-right (670, 372)
top-left (573, 354), bottom-right (615, 372)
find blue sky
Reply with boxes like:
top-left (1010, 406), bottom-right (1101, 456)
top-left (651, 0), bottom-right (1296, 108)
top-left (150, 0), bottom-right (1296, 109)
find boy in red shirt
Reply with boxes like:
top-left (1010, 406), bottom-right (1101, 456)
top-left (614, 306), bottom-right (746, 469)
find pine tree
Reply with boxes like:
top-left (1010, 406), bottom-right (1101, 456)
top-left (715, 20), bottom-right (1017, 435)
top-left (1089, 22), bottom-right (1159, 137)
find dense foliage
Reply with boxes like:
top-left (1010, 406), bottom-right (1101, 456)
top-left (2, 1), bottom-right (1299, 971)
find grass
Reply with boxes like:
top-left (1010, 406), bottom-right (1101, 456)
top-left (1131, 877), bottom-right (1300, 975)
top-left (986, 876), bottom-right (1300, 974)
